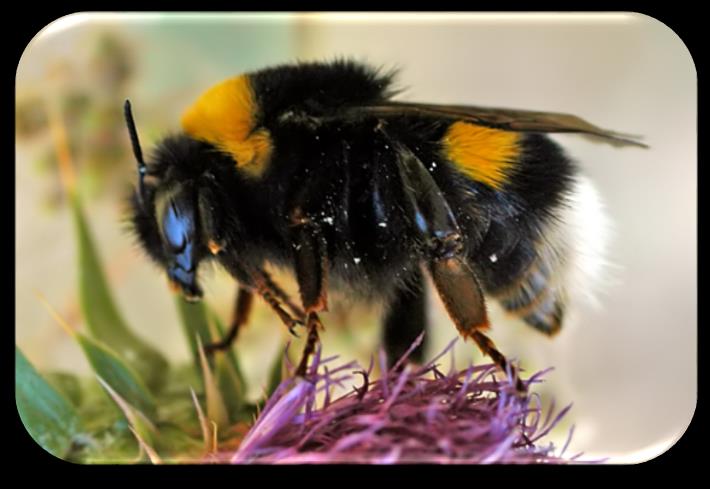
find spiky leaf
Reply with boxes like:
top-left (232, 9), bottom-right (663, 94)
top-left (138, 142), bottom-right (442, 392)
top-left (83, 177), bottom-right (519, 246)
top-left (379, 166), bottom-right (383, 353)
top-left (208, 310), bottom-right (246, 389)
top-left (175, 298), bottom-right (213, 374)
top-left (76, 332), bottom-right (156, 418)
top-left (96, 377), bottom-right (164, 464)
top-left (70, 192), bottom-right (168, 391)
top-left (207, 312), bottom-right (246, 418)
top-left (196, 337), bottom-right (229, 429)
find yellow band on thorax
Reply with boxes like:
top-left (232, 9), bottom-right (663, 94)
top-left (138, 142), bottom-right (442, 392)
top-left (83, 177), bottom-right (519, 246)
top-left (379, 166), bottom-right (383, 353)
top-left (181, 75), bottom-right (272, 176)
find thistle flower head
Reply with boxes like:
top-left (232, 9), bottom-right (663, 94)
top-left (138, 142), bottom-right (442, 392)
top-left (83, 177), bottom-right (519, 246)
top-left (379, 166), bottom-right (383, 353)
top-left (230, 336), bottom-right (585, 464)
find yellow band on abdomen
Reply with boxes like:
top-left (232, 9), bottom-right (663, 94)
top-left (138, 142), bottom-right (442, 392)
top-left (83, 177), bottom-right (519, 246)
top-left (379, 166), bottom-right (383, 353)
top-left (441, 121), bottom-right (520, 190)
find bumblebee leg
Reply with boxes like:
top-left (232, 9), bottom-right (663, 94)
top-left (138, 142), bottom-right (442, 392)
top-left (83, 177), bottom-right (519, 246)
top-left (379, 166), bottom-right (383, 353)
top-left (387, 134), bottom-right (525, 393)
top-left (252, 270), bottom-right (304, 337)
top-left (428, 256), bottom-right (524, 392)
top-left (290, 212), bottom-right (329, 377)
top-left (291, 211), bottom-right (329, 313)
top-left (257, 269), bottom-right (306, 322)
top-left (296, 312), bottom-right (324, 377)
top-left (204, 287), bottom-right (253, 354)
top-left (382, 269), bottom-right (428, 366)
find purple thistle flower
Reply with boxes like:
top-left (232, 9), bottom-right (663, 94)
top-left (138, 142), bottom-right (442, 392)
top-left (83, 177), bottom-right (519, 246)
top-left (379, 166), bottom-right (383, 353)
top-left (231, 335), bottom-right (589, 464)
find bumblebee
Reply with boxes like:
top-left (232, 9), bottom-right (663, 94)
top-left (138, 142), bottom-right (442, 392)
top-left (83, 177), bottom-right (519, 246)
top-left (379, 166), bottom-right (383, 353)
top-left (126, 60), bottom-right (644, 390)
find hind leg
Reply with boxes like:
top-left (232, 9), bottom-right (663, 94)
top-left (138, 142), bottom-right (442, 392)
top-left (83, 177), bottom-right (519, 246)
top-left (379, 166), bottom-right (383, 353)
top-left (428, 257), bottom-right (524, 392)
top-left (382, 269), bottom-right (428, 366)
top-left (382, 130), bottom-right (525, 392)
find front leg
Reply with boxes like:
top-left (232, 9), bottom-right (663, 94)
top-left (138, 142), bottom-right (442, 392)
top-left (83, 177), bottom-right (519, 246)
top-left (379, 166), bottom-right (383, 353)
top-left (204, 286), bottom-right (253, 354)
top-left (258, 268), bottom-right (306, 321)
top-left (213, 256), bottom-right (304, 344)
top-left (204, 271), bottom-right (303, 355)
top-left (252, 268), bottom-right (304, 337)
top-left (290, 208), bottom-right (329, 377)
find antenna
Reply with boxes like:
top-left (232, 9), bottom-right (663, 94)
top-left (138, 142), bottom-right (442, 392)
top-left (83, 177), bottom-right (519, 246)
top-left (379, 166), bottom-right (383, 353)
top-left (124, 99), bottom-right (148, 207)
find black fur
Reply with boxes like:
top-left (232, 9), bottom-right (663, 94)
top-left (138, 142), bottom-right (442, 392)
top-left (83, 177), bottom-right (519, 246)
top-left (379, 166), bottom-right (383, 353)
top-left (252, 59), bottom-right (398, 126)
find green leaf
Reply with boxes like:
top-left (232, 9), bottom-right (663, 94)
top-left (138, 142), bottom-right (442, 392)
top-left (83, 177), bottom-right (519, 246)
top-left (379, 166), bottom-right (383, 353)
top-left (196, 337), bottom-right (229, 430)
top-left (214, 355), bottom-right (245, 420)
top-left (189, 388), bottom-right (211, 453)
top-left (16, 348), bottom-right (82, 459)
top-left (77, 426), bottom-right (141, 464)
top-left (175, 298), bottom-right (213, 375)
top-left (172, 304), bottom-right (250, 422)
top-left (45, 371), bottom-right (83, 407)
top-left (175, 299), bottom-right (249, 417)
top-left (76, 332), bottom-right (156, 418)
top-left (70, 192), bottom-right (168, 392)
top-left (96, 376), bottom-right (158, 454)
top-left (130, 426), bottom-right (162, 464)
top-left (152, 423), bottom-right (205, 463)
top-left (208, 310), bottom-right (246, 388)
top-left (206, 311), bottom-right (247, 418)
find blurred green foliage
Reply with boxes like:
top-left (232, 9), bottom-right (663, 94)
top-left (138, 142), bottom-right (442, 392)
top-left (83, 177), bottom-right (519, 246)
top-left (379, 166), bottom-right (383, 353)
top-left (18, 186), bottom-right (283, 463)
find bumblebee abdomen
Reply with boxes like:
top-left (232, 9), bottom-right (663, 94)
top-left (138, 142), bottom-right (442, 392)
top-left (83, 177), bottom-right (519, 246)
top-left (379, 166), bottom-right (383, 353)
top-left (440, 121), bottom-right (522, 190)
top-left (474, 224), bottom-right (567, 336)
top-left (452, 132), bottom-right (580, 336)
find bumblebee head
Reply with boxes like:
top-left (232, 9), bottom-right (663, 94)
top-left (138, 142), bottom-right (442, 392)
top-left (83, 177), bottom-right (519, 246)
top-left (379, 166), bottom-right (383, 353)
top-left (125, 100), bottom-right (232, 302)
top-left (151, 182), bottom-right (203, 301)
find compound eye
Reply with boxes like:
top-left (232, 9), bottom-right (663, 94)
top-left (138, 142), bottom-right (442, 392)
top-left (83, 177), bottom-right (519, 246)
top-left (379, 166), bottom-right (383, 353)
top-left (161, 199), bottom-right (195, 253)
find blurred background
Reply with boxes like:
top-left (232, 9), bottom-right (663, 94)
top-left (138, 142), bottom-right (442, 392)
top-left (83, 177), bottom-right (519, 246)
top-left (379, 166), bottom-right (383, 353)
top-left (16, 13), bottom-right (696, 463)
